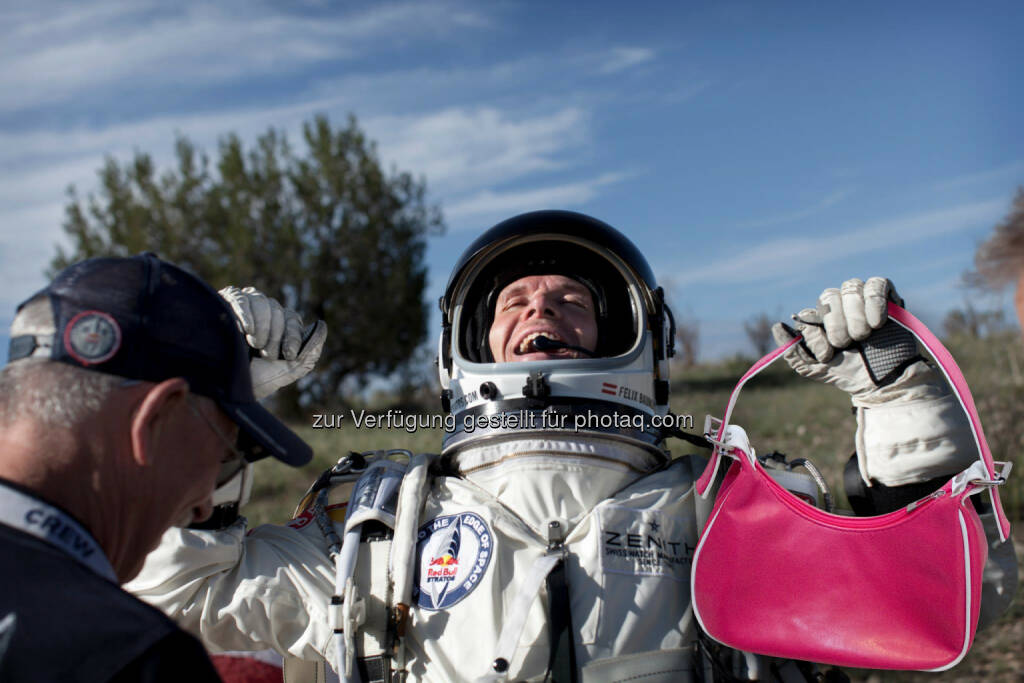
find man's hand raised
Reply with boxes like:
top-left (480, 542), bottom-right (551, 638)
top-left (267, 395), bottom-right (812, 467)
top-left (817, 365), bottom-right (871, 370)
top-left (770, 277), bottom-right (920, 401)
top-left (219, 286), bottom-right (327, 400)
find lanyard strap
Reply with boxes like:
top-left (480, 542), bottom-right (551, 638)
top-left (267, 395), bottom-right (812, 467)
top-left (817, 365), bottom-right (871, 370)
top-left (695, 303), bottom-right (1011, 542)
top-left (0, 482), bottom-right (116, 582)
top-left (544, 558), bottom-right (579, 683)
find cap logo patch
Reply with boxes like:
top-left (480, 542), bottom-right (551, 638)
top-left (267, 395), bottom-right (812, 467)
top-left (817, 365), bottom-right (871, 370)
top-left (64, 311), bottom-right (121, 365)
top-left (413, 512), bottom-right (492, 610)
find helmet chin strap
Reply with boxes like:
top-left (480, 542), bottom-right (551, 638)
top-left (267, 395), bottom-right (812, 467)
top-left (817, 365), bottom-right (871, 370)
top-left (531, 335), bottom-right (595, 357)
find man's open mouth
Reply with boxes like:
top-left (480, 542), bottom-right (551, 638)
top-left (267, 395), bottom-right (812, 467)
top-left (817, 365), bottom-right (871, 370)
top-left (516, 331), bottom-right (564, 355)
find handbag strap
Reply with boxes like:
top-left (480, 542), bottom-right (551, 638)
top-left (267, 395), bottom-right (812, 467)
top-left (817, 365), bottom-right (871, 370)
top-left (694, 336), bottom-right (799, 497)
top-left (695, 303), bottom-right (1011, 542)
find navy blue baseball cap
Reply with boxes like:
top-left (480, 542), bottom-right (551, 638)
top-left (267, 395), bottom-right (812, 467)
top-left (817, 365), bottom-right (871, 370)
top-left (7, 253), bottom-right (312, 467)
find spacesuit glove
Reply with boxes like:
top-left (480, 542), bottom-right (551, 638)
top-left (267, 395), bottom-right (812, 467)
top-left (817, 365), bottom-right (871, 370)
top-left (219, 286), bottom-right (328, 400)
top-left (769, 277), bottom-right (923, 401)
top-left (771, 277), bottom-right (975, 487)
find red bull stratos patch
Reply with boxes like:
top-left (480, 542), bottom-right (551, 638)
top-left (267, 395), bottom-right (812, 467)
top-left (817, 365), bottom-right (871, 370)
top-left (414, 512), bottom-right (492, 610)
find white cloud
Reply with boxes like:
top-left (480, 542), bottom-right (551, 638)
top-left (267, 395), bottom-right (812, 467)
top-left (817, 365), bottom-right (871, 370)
top-left (0, 231), bottom-right (61, 334)
top-left (0, 157), bottom-right (102, 217)
top-left (304, 54), bottom-right (568, 114)
top-left (666, 198), bottom-right (1007, 287)
top-left (931, 160), bottom-right (1024, 192)
top-left (445, 172), bottom-right (632, 225)
top-left (368, 107), bottom-right (590, 195)
top-left (599, 47), bottom-right (656, 74)
top-left (0, 94), bottom-right (354, 174)
top-left (736, 188), bottom-right (854, 230)
top-left (0, 1), bottom-right (489, 113)
top-left (1, 100), bottom-right (592, 198)
top-left (0, 100), bottom-right (602, 328)
top-left (900, 275), bottom-right (966, 309)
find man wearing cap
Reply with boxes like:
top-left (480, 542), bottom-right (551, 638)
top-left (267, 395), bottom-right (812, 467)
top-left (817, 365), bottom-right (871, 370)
top-left (0, 254), bottom-right (317, 681)
top-left (128, 212), bottom-right (1014, 682)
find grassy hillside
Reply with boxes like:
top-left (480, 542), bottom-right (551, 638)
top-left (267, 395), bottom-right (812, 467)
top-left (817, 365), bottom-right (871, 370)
top-left (241, 333), bottom-right (1023, 680)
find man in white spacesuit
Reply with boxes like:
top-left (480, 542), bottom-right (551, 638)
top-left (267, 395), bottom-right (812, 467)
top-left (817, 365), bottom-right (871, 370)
top-left (128, 210), bottom-right (1015, 682)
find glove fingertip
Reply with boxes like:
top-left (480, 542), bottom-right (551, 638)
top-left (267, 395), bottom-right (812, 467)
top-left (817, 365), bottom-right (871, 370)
top-left (771, 322), bottom-right (797, 347)
top-left (825, 326), bottom-right (853, 351)
top-left (801, 324), bottom-right (833, 363)
top-left (312, 319), bottom-right (328, 343)
top-left (884, 278), bottom-right (905, 307)
top-left (863, 277), bottom-right (900, 326)
top-left (281, 311), bottom-right (304, 362)
top-left (301, 320), bottom-right (329, 357)
top-left (793, 307), bottom-right (821, 325)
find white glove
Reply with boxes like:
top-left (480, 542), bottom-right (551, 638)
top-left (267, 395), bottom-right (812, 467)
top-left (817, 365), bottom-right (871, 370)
top-left (771, 277), bottom-right (975, 487)
top-left (770, 277), bottom-right (921, 402)
top-left (219, 286), bottom-right (328, 400)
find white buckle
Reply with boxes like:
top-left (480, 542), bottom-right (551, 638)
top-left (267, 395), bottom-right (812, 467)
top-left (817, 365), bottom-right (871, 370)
top-left (953, 460), bottom-right (1013, 496)
top-left (703, 415), bottom-right (730, 450)
top-left (971, 460), bottom-right (1012, 487)
top-left (704, 414), bottom-right (743, 458)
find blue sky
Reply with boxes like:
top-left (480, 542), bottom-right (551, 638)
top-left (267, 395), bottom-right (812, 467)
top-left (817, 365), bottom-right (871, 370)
top-left (1, 0), bottom-right (1022, 364)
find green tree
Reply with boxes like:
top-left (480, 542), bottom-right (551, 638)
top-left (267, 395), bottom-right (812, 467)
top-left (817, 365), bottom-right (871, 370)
top-left (54, 114), bottom-right (444, 415)
top-left (942, 302), bottom-right (1008, 340)
top-left (674, 313), bottom-right (699, 368)
top-left (743, 312), bottom-right (774, 357)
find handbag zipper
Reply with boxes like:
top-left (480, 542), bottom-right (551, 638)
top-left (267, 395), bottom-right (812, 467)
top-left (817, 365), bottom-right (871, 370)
top-left (905, 488), bottom-right (947, 513)
top-left (752, 458), bottom-right (951, 528)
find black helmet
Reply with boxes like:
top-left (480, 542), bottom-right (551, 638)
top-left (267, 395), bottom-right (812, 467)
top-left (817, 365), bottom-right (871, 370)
top-left (438, 210), bottom-right (675, 455)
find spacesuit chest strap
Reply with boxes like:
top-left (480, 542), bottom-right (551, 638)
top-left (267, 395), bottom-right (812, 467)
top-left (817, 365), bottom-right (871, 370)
top-left (344, 456), bottom-right (410, 532)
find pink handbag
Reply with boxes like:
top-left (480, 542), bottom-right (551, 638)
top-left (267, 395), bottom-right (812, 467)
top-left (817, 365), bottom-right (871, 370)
top-left (691, 303), bottom-right (1012, 671)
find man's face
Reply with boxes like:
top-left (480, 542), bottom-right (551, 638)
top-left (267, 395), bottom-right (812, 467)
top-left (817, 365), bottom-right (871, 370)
top-left (168, 396), bottom-right (241, 529)
top-left (488, 274), bottom-right (598, 362)
top-left (141, 392), bottom-right (240, 541)
top-left (121, 388), bottom-right (241, 582)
